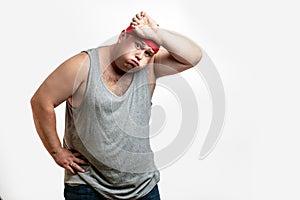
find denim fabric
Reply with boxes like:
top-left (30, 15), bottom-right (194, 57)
top-left (64, 184), bottom-right (160, 200)
top-left (64, 184), bottom-right (106, 200)
top-left (139, 185), bottom-right (160, 200)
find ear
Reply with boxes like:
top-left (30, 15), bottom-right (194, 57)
top-left (117, 30), bottom-right (126, 43)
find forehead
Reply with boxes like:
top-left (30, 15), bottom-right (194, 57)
top-left (127, 35), bottom-right (155, 53)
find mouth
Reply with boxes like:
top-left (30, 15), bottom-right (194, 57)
top-left (129, 60), bottom-right (139, 67)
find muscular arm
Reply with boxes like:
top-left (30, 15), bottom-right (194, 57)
top-left (131, 11), bottom-right (202, 78)
top-left (30, 52), bottom-right (89, 174)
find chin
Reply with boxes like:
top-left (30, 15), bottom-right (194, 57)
top-left (123, 64), bottom-right (140, 73)
top-left (130, 65), bottom-right (146, 73)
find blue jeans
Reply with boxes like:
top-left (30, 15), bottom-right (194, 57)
top-left (64, 184), bottom-right (161, 200)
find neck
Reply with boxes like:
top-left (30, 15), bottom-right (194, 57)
top-left (111, 60), bottom-right (126, 76)
top-left (106, 44), bottom-right (126, 76)
top-left (99, 45), bottom-right (123, 77)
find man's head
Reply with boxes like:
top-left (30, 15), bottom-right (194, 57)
top-left (125, 26), bottom-right (160, 53)
top-left (112, 26), bottom-right (160, 73)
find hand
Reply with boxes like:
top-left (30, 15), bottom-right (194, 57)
top-left (130, 11), bottom-right (161, 44)
top-left (51, 148), bottom-right (90, 175)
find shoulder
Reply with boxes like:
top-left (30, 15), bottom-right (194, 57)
top-left (62, 51), bottom-right (91, 79)
top-left (63, 51), bottom-right (90, 69)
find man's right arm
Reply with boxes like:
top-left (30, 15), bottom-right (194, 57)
top-left (30, 52), bottom-right (90, 174)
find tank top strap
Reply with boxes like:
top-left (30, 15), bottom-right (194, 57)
top-left (82, 48), bottom-right (101, 90)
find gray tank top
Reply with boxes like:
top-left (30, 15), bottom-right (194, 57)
top-left (63, 48), bottom-right (160, 199)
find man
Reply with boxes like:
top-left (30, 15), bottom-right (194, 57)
top-left (31, 11), bottom-right (202, 200)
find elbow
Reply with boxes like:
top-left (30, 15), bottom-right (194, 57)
top-left (30, 94), bottom-right (38, 111)
top-left (186, 46), bottom-right (202, 67)
top-left (30, 94), bottom-right (55, 120)
top-left (192, 47), bottom-right (202, 66)
top-left (197, 49), bottom-right (203, 63)
top-left (30, 93), bottom-right (50, 113)
top-left (30, 95), bottom-right (41, 123)
top-left (30, 94), bottom-right (44, 116)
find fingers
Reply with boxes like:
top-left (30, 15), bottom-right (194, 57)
top-left (74, 157), bottom-right (90, 166)
top-left (68, 152), bottom-right (90, 174)
top-left (69, 162), bottom-right (86, 173)
top-left (130, 21), bottom-right (139, 27)
top-left (72, 152), bottom-right (81, 157)
top-left (131, 11), bottom-right (158, 29)
top-left (136, 13), bottom-right (142, 20)
top-left (140, 11), bottom-right (146, 17)
top-left (132, 16), bottom-right (140, 24)
top-left (66, 164), bottom-right (76, 175)
top-left (136, 11), bottom-right (146, 19)
top-left (72, 152), bottom-right (90, 165)
top-left (65, 158), bottom-right (89, 174)
top-left (132, 11), bottom-right (147, 25)
top-left (53, 148), bottom-right (90, 175)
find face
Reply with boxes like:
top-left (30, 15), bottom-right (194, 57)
top-left (113, 34), bottom-right (156, 73)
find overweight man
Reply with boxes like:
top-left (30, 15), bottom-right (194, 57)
top-left (31, 11), bottom-right (202, 200)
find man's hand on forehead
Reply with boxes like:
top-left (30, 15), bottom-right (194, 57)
top-left (128, 11), bottom-right (161, 50)
top-left (130, 11), bottom-right (157, 28)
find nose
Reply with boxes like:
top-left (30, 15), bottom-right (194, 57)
top-left (135, 50), bottom-right (144, 61)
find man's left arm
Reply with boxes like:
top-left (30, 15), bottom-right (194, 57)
top-left (153, 28), bottom-right (202, 78)
top-left (131, 11), bottom-right (202, 78)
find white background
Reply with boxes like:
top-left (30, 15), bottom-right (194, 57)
top-left (1, 0), bottom-right (299, 199)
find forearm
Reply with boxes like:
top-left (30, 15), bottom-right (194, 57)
top-left (30, 97), bottom-right (62, 157)
top-left (31, 96), bottom-right (88, 174)
top-left (156, 28), bottom-right (202, 66)
top-left (130, 11), bottom-right (202, 66)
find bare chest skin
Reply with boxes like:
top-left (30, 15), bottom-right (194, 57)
top-left (102, 70), bottom-right (133, 96)
top-left (102, 68), bottom-right (156, 97)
